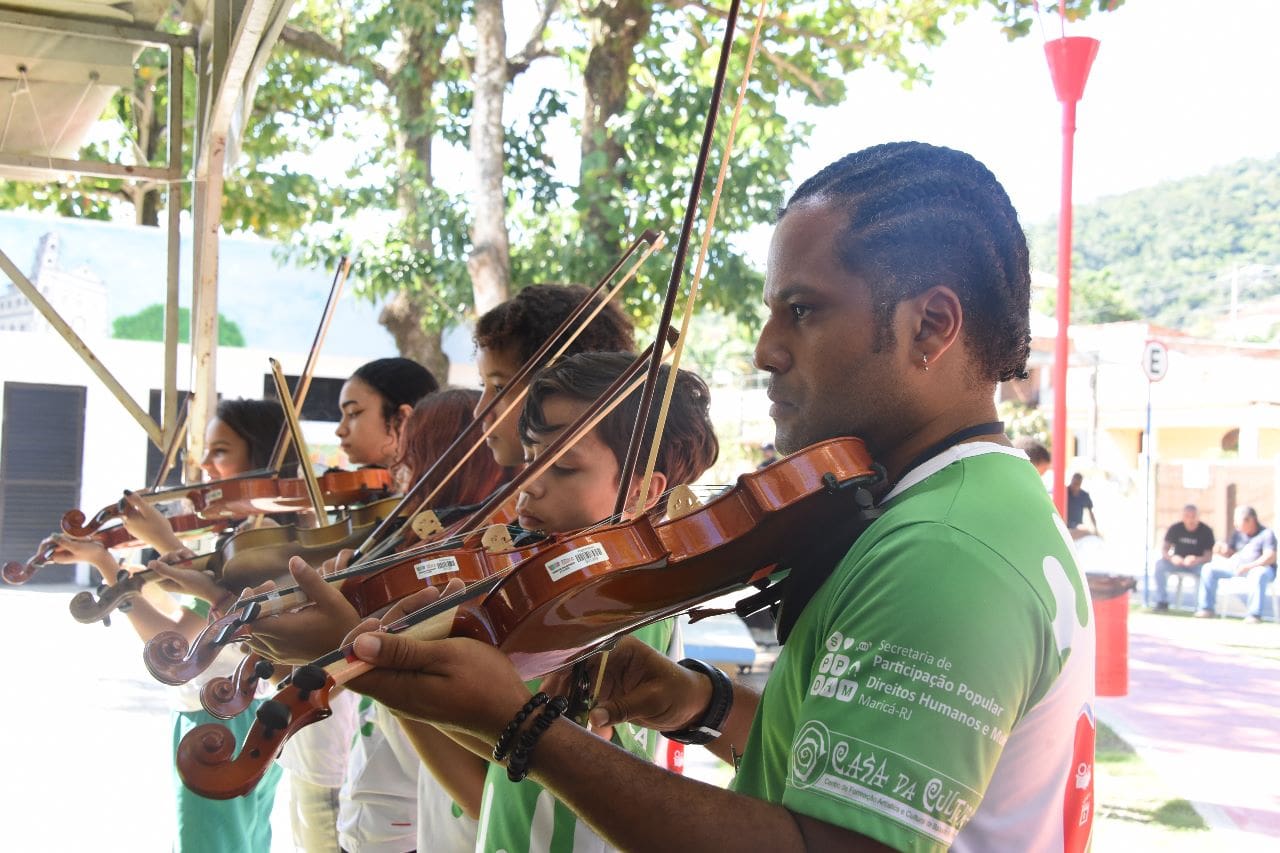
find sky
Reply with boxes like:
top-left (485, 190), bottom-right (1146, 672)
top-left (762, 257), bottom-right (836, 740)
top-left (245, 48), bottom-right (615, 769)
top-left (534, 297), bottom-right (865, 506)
top-left (499, 0), bottom-right (1280, 244)
top-left (789, 0), bottom-right (1280, 224)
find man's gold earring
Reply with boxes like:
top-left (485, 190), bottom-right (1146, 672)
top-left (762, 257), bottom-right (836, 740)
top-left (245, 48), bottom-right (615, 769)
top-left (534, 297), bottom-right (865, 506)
top-left (921, 353), bottom-right (929, 371)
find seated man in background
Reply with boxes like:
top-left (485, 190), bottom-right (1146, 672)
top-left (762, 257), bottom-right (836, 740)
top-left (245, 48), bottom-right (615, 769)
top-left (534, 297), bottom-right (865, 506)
top-left (1196, 505), bottom-right (1277, 622)
top-left (1152, 504), bottom-right (1214, 612)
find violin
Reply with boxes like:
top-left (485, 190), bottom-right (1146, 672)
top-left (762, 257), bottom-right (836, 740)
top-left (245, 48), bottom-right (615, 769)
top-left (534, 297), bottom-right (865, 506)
top-left (71, 496), bottom-right (404, 626)
top-left (3, 513), bottom-right (236, 586)
top-left (63, 468), bottom-right (394, 538)
top-left (176, 436), bottom-right (882, 798)
top-left (142, 500), bottom-right (520, 687)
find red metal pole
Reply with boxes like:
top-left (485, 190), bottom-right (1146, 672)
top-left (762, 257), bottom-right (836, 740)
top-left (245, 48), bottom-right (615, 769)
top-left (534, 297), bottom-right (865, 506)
top-left (1045, 37), bottom-right (1100, 518)
top-left (1052, 97), bottom-right (1076, 517)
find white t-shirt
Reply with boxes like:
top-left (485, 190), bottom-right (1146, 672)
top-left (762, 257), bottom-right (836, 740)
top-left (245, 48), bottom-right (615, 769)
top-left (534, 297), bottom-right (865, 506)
top-left (338, 699), bottom-right (419, 853)
top-left (416, 763), bottom-right (478, 853)
top-left (279, 688), bottom-right (360, 788)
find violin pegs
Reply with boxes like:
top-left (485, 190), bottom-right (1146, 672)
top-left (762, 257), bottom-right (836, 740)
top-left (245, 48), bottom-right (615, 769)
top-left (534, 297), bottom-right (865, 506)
top-left (255, 699), bottom-right (291, 738)
top-left (240, 601), bottom-right (261, 624)
top-left (253, 659), bottom-right (276, 681)
top-left (291, 664), bottom-right (326, 700)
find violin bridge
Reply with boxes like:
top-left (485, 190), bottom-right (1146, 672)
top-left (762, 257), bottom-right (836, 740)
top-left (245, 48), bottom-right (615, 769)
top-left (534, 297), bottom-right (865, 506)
top-left (411, 510), bottom-right (444, 541)
top-left (666, 484), bottom-right (701, 520)
top-left (481, 524), bottom-right (514, 553)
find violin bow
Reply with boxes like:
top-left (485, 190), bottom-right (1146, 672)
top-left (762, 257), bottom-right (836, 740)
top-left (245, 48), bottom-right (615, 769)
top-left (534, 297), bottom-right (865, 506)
top-left (269, 358), bottom-right (329, 521)
top-left (150, 393), bottom-right (193, 491)
top-left (633, 0), bottom-right (767, 515)
top-left (266, 255), bottom-right (350, 474)
top-left (351, 231), bottom-right (665, 563)
top-left (614, 0), bottom-right (747, 518)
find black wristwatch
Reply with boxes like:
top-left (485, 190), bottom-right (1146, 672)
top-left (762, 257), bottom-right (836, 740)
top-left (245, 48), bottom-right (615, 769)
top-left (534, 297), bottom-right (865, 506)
top-left (661, 659), bottom-right (734, 746)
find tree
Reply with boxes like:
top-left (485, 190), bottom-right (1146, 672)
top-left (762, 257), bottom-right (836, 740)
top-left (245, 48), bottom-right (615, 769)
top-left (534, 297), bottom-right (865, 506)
top-left (3, 1), bottom-right (1127, 374)
top-left (113, 304), bottom-right (246, 347)
top-left (1037, 268), bottom-right (1142, 325)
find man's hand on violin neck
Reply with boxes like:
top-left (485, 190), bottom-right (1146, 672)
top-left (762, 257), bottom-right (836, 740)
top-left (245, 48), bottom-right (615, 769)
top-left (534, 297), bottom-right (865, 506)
top-left (243, 557), bottom-right (362, 664)
top-left (349, 631), bottom-right (533, 742)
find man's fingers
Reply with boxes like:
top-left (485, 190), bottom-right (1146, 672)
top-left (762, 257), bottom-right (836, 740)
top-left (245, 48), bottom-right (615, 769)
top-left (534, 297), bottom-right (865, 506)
top-left (352, 632), bottom-right (442, 673)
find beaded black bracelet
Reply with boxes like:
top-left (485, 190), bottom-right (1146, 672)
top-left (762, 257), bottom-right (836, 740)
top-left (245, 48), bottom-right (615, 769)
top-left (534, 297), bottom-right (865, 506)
top-left (506, 695), bottom-right (570, 783)
top-left (493, 692), bottom-right (550, 762)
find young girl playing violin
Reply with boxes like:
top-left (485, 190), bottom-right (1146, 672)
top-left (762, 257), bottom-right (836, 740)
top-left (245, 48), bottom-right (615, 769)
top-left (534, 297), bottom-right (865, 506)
top-left (46, 398), bottom-right (286, 853)
top-left (337, 357), bottom-right (439, 471)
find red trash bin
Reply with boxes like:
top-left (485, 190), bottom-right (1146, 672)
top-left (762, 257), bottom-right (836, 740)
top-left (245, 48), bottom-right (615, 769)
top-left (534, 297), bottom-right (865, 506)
top-left (1087, 573), bottom-right (1137, 697)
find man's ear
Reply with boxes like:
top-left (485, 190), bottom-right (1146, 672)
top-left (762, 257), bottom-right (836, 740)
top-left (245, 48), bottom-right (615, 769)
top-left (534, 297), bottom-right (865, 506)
top-left (628, 471), bottom-right (669, 514)
top-left (909, 285), bottom-right (963, 366)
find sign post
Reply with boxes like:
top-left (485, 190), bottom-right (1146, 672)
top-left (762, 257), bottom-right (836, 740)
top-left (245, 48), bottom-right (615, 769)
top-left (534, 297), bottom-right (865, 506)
top-left (1140, 340), bottom-right (1168, 605)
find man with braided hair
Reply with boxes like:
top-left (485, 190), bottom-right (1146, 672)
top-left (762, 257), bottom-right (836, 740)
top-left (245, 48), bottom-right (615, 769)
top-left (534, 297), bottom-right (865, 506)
top-left (344, 142), bottom-right (1096, 852)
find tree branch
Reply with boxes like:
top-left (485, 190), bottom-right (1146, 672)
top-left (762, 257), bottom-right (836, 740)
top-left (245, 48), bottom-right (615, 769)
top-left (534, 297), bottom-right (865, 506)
top-left (507, 0), bottom-right (560, 80)
top-left (663, 0), bottom-right (856, 55)
top-left (278, 23), bottom-right (393, 87)
top-left (758, 45), bottom-right (828, 102)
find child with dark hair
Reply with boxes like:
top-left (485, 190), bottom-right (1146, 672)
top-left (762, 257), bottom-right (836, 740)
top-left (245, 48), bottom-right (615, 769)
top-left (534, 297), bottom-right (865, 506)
top-left (473, 284), bottom-right (634, 468)
top-left (391, 350), bottom-right (719, 853)
top-left (339, 357), bottom-right (439, 468)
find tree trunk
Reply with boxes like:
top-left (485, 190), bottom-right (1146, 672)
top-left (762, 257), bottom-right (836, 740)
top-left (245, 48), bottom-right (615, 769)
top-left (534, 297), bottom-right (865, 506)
top-left (580, 0), bottom-right (653, 252)
top-left (380, 290), bottom-right (449, 381)
top-left (380, 15), bottom-right (455, 374)
top-left (467, 0), bottom-right (512, 315)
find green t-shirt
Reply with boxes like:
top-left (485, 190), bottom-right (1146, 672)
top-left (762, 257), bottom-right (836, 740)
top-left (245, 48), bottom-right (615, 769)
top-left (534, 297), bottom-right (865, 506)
top-left (731, 446), bottom-right (1096, 852)
top-left (474, 619), bottom-right (674, 853)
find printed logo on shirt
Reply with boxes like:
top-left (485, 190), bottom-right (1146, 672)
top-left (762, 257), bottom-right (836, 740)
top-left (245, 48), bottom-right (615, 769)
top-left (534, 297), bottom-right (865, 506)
top-left (788, 720), bottom-right (980, 846)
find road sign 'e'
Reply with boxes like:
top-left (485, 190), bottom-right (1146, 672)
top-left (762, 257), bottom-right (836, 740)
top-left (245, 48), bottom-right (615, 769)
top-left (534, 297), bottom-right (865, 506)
top-left (1142, 340), bottom-right (1169, 382)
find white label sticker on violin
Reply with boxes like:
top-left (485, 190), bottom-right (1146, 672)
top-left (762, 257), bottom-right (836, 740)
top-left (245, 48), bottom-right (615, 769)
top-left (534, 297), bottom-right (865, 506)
top-left (206, 488), bottom-right (223, 502)
top-left (414, 556), bottom-right (460, 580)
top-left (545, 543), bottom-right (609, 582)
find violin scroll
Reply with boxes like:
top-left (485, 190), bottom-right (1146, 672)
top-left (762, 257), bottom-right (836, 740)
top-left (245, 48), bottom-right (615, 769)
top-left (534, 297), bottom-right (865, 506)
top-left (143, 611), bottom-right (248, 685)
top-left (3, 538), bottom-right (61, 585)
top-left (177, 666), bottom-right (335, 800)
top-left (61, 505), bottom-right (117, 538)
top-left (201, 654), bottom-right (276, 719)
top-left (2, 559), bottom-right (35, 585)
top-left (68, 573), bottom-right (149, 623)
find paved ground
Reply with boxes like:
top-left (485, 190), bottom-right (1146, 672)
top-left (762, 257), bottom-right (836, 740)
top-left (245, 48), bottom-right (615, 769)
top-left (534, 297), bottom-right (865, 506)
top-left (1096, 609), bottom-right (1280, 849)
top-left (3, 585), bottom-right (1276, 851)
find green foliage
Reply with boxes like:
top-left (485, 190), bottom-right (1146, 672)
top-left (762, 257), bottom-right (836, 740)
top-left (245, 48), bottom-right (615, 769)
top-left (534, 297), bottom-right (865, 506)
top-left (112, 304), bottom-right (246, 347)
top-left (999, 400), bottom-right (1049, 447)
top-left (1036, 268), bottom-right (1142, 324)
top-left (1028, 155), bottom-right (1280, 335)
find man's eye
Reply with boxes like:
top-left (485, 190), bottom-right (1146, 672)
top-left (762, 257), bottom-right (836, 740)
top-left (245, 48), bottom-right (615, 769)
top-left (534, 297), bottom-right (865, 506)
top-left (789, 303), bottom-right (815, 321)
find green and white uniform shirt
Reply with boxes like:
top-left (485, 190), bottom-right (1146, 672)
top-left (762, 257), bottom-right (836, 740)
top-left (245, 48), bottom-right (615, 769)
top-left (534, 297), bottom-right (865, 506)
top-left (732, 444), bottom-right (1096, 852)
top-left (474, 619), bottom-right (677, 853)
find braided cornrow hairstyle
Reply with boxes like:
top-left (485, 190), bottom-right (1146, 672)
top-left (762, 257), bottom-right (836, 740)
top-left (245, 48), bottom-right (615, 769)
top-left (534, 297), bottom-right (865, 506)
top-left (782, 142), bottom-right (1031, 383)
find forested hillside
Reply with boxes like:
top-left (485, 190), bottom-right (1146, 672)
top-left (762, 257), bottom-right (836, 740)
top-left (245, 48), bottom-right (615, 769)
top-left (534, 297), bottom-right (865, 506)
top-left (1027, 155), bottom-right (1280, 337)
